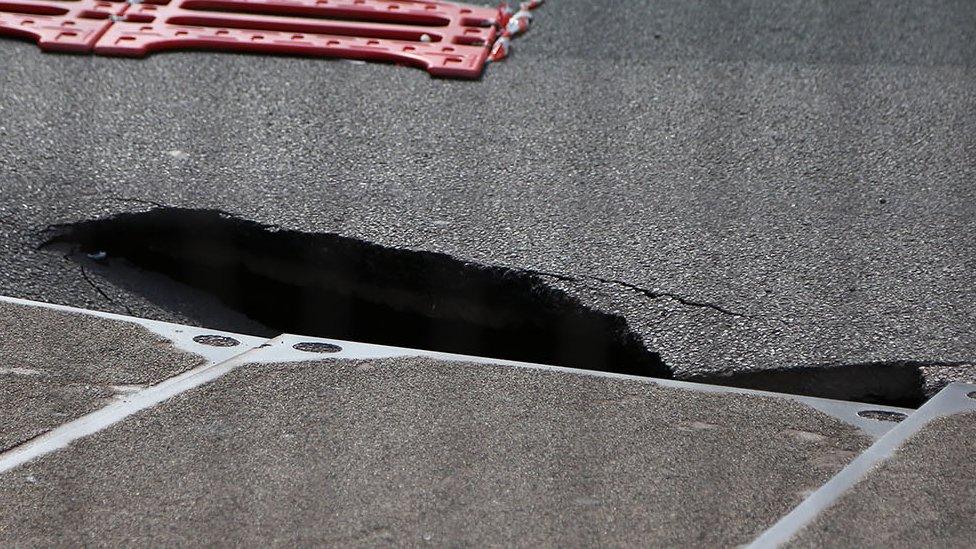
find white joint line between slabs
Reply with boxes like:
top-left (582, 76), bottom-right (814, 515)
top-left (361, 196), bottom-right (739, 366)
top-left (0, 337), bottom-right (282, 474)
top-left (255, 334), bottom-right (916, 439)
top-left (747, 382), bottom-right (976, 549)
top-left (0, 295), bottom-right (267, 363)
top-left (0, 296), bottom-right (917, 444)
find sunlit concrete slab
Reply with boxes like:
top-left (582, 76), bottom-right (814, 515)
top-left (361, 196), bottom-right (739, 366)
top-left (0, 296), bottom-right (265, 453)
top-left (0, 329), bottom-right (913, 547)
top-left (752, 382), bottom-right (976, 548)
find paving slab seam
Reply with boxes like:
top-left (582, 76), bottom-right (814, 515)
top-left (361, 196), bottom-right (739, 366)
top-left (746, 381), bottom-right (976, 548)
top-left (0, 335), bottom-right (282, 474)
top-left (0, 296), bottom-right (917, 477)
top-left (3, 296), bottom-right (914, 438)
top-left (260, 333), bottom-right (916, 439)
top-left (0, 295), bottom-right (268, 362)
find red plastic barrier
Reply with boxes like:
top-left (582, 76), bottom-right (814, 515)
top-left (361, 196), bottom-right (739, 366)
top-left (0, 0), bottom-right (127, 52)
top-left (0, 0), bottom-right (499, 77)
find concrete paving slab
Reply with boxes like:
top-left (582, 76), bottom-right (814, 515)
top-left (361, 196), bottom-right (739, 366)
top-left (0, 296), bottom-right (265, 453)
top-left (751, 382), bottom-right (976, 548)
top-left (0, 332), bottom-right (918, 547)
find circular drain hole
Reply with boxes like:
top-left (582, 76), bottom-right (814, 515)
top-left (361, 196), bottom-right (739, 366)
top-left (293, 342), bottom-right (342, 354)
top-left (968, 391), bottom-right (976, 400)
top-left (192, 335), bottom-right (240, 347)
top-left (857, 410), bottom-right (908, 423)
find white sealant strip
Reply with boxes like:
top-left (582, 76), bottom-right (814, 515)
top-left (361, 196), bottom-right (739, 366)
top-left (0, 294), bottom-right (919, 476)
top-left (0, 295), bottom-right (268, 364)
top-left (747, 381), bottom-right (976, 548)
top-left (0, 339), bottom-right (280, 474)
top-left (1, 295), bottom-right (913, 437)
top-left (253, 334), bottom-right (916, 439)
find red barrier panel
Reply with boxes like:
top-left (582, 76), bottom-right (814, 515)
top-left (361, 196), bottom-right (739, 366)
top-left (0, 0), bottom-right (500, 77)
top-left (0, 0), bottom-right (127, 52)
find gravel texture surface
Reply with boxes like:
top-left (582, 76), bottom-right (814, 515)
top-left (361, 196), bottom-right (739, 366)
top-left (0, 355), bottom-right (872, 547)
top-left (0, 0), bottom-right (973, 386)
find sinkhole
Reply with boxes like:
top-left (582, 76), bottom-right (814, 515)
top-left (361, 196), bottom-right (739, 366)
top-left (43, 208), bottom-right (671, 379)
top-left (41, 207), bottom-right (946, 408)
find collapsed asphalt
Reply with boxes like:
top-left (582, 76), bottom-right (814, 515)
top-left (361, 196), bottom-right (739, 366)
top-left (1, 0), bottom-right (974, 394)
top-left (42, 207), bottom-right (670, 379)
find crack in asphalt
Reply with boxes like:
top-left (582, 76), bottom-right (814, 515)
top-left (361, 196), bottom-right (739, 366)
top-left (596, 277), bottom-right (748, 318)
top-left (34, 207), bottom-right (969, 405)
top-left (99, 194), bottom-right (167, 209)
top-left (43, 205), bottom-right (755, 322)
top-left (75, 191), bottom-right (167, 210)
top-left (526, 269), bottom-right (751, 319)
top-left (76, 262), bottom-right (134, 316)
top-left (105, 196), bottom-right (166, 209)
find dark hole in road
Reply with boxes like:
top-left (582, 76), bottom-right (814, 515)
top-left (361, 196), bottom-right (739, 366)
top-left (41, 208), bottom-right (944, 407)
top-left (43, 208), bottom-right (670, 379)
top-left (688, 362), bottom-right (928, 408)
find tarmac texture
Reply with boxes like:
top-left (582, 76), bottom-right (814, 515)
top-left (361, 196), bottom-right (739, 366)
top-left (0, 354), bottom-right (873, 547)
top-left (0, 0), bottom-right (974, 389)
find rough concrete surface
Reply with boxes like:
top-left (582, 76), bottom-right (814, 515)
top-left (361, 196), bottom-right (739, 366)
top-left (0, 0), bottom-right (973, 390)
top-left (788, 410), bottom-right (976, 548)
top-left (0, 300), bottom-right (205, 451)
top-left (0, 355), bottom-right (873, 547)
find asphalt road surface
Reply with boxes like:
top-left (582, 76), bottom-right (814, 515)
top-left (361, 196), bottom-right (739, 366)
top-left (1, 0), bottom-right (974, 394)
